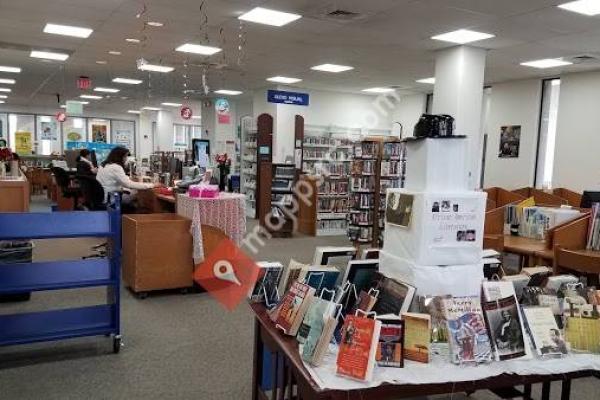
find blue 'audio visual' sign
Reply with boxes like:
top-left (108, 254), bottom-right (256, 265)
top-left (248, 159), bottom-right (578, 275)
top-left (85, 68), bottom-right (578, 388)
top-left (267, 89), bottom-right (309, 106)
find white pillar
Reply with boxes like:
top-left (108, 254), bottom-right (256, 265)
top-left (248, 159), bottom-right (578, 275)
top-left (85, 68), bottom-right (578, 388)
top-left (156, 110), bottom-right (174, 152)
top-left (433, 45), bottom-right (486, 189)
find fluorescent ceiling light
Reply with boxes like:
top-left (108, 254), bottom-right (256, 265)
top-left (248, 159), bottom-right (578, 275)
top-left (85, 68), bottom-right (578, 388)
top-left (30, 50), bottom-right (69, 61)
top-left (60, 104), bottom-right (66, 108)
top-left (0, 95), bottom-right (7, 99)
top-left (0, 88), bottom-right (11, 92)
top-left (432, 29), bottom-right (495, 44)
top-left (0, 78), bottom-right (15, 84)
top-left (0, 66), bottom-right (20, 73)
top-left (96, 60), bottom-right (107, 65)
top-left (113, 77), bottom-right (143, 85)
top-left (191, 116), bottom-right (202, 120)
top-left (108, 50), bottom-right (121, 55)
top-left (558, 0), bottom-right (600, 16)
top-left (176, 43), bottom-right (222, 55)
top-left (311, 64), bottom-right (354, 73)
top-left (94, 87), bottom-right (120, 93)
top-left (0, 101), bottom-right (4, 104)
top-left (125, 38), bottom-right (141, 43)
top-left (138, 63), bottom-right (174, 73)
top-left (142, 106), bottom-right (161, 111)
top-left (80, 94), bottom-right (103, 99)
top-left (146, 21), bottom-right (163, 27)
top-left (127, 110), bottom-right (141, 114)
top-left (238, 7), bottom-right (301, 27)
top-left (43, 23), bottom-right (93, 38)
top-left (214, 89), bottom-right (243, 95)
top-left (416, 77), bottom-right (435, 84)
top-left (362, 87), bottom-right (394, 93)
top-left (161, 102), bottom-right (182, 107)
top-left (266, 76), bottom-right (302, 84)
top-left (520, 58), bottom-right (573, 69)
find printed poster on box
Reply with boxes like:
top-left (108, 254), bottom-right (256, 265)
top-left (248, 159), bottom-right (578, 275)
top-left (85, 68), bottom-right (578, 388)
top-left (428, 197), bottom-right (481, 246)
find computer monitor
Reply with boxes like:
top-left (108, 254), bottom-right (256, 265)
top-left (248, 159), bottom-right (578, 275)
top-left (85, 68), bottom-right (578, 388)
top-left (192, 139), bottom-right (210, 168)
top-left (580, 191), bottom-right (600, 208)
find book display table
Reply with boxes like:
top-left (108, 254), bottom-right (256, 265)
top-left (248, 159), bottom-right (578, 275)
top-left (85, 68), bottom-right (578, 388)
top-left (251, 303), bottom-right (599, 400)
top-left (177, 193), bottom-right (246, 262)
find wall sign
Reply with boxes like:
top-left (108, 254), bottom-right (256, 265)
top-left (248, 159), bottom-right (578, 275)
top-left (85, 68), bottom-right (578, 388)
top-left (267, 89), bottom-right (309, 106)
top-left (498, 125), bottom-right (521, 158)
top-left (181, 106), bottom-right (193, 120)
top-left (215, 98), bottom-right (231, 124)
top-left (15, 131), bottom-right (32, 154)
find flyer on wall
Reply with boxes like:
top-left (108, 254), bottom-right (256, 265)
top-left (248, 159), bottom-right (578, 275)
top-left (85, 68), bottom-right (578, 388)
top-left (40, 121), bottom-right (58, 141)
top-left (92, 124), bottom-right (107, 143)
top-left (386, 193), bottom-right (414, 228)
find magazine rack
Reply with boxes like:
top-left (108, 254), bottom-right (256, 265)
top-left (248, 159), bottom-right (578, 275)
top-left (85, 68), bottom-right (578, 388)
top-left (0, 195), bottom-right (122, 353)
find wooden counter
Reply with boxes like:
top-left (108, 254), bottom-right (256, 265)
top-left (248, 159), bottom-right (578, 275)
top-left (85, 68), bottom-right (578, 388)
top-left (0, 175), bottom-right (30, 212)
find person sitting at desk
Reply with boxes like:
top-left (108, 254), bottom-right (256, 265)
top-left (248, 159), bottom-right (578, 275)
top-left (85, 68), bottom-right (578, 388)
top-left (96, 147), bottom-right (156, 208)
top-left (76, 149), bottom-right (97, 176)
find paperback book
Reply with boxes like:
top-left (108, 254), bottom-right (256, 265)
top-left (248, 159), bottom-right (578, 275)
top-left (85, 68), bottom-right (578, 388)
top-left (483, 295), bottom-right (527, 361)
top-left (297, 297), bottom-right (337, 345)
top-left (368, 273), bottom-right (416, 316)
top-left (401, 312), bottom-right (431, 363)
top-left (375, 315), bottom-right (405, 368)
top-left (248, 262), bottom-right (284, 305)
top-left (274, 281), bottom-right (316, 336)
top-left (442, 296), bottom-right (492, 364)
top-left (522, 306), bottom-right (568, 356)
top-left (336, 315), bottom-right (381, 382)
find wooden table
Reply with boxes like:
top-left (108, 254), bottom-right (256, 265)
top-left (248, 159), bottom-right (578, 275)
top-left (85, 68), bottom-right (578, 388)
top-left (503, 235), bottom-right (553, 267)
top-left (250, 303), bottom-right (597, 400)
top-left (554, 247), bottom-right (600, 285)
top-left (137, 189), bottom-right (177, 213)
top-left (0, 175), bottom-right (30, 212)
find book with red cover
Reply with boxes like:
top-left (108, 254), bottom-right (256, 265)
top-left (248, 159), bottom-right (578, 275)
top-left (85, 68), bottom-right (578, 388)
top-left (274, 281), bottom-right (315, 336)
top-left (336, 315), bottom-right (381, 381)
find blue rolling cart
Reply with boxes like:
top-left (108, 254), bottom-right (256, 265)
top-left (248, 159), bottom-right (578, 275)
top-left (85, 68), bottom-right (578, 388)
top-left (0, 196), bottom-right (122, 353)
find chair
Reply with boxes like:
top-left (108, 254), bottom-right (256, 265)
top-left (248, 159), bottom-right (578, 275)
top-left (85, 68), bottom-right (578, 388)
top-left (51, 167), bottom-right (81, 210)
top-left (76, 175), bottom-right (106, 211)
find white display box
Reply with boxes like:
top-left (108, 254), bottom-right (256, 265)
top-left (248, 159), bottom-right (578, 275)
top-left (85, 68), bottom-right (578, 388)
top-left (380, 250), bottom-right (483, 298)
top-left (383, 189), bottom-right (487, 265)
top-left (403, 138), bottom-right (468, 192)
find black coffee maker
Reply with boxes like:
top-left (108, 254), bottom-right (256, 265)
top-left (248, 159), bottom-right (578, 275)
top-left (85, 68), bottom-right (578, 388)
top-left (413, 114), bottom-right (455, 138)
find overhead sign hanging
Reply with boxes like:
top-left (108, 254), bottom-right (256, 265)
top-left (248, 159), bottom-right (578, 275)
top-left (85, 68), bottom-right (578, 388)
top-left (267, 89), bottom-right (309, 106)
top-left (181, 106), bottom-right (193, 120)
top-left (56, 111), bottom-right (67, 123)
top-left (66, 100), bottom-right (83, 115)
top-left (215, 98), bottom-right (231, 124)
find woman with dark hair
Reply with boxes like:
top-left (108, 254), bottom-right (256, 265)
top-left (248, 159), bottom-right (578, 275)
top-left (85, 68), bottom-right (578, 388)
top-left (76, 148), bottom-right (97, 176)
top-left (96, 146), bottom-right (155, 204)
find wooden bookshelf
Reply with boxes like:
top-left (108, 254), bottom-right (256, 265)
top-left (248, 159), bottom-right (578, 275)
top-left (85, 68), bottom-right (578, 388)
top-left (552, 187), bottom-right (582, 207)
top-left (240, 116), bottom-right (257, 218)
top-left (512, 187), bottom-right (568, 206)
top-left (256, 113), bottom-right (273, 230)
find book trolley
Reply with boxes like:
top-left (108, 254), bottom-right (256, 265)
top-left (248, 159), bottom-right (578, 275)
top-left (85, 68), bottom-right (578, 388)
top-left (0, 196), bottom-right (122, 353)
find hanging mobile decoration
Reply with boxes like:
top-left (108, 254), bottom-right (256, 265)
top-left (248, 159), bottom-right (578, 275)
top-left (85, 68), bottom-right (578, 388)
top-left (202, 67), bottom-right (209, 95)
top-left (237, 20), bottom-right (247, 67)
top-left (182, 59), bottom-right (190, 100)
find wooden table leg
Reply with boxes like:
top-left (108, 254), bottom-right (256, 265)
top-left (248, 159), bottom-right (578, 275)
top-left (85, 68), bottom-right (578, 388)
top-left (252, 318), bottom-right (264, 400)
top-left (523, 383), bottom-right (532, 400)
top-left (541, 381), bottom-right (551, 400)
top-left (271, 352), bottom-right (278, 400)
top-left (561, 379), bottom-right (571, 400)
top-left (278, 358), bottom-right (286, 400)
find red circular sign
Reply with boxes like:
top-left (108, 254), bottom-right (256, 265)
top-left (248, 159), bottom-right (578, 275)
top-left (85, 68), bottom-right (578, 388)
top-left (56, 111), bottom-right (67, 122)
top-left (180, 106), bottom-right (193, 120)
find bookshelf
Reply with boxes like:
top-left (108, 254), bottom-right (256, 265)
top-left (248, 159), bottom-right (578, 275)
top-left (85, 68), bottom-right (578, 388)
top-left (297, 125), bottom-right (358, 236)
top-left (347, 138), bottom-right (405, 247)
top-left (270, 164), bottom-right (297, 237)
top-left (241, 116), bottom-right (257, 218)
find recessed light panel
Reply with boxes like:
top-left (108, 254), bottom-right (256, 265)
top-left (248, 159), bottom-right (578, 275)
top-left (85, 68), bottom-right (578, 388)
top-left (125, 38), bottom-right (141, 43)
top-left (43, 23), bottom-right (93, 38)
top-left (362, 87), bottom-right (394, 93)
top-left (0, 95), bottom-right (7, 99)
top-left (113, 77), bottom-right (143, 85)
top-left (127, 110), bottom-right (141, 114)
top-left (432, 29), bottom-right (495, 44)
top-left (175, 43), bottom-right (222, 55)
top-left (0, 66), bottom-right (20, 73)
top-left (0, 101), bottom-right (5, 104)
top-left (520, 58), bottom-right (573, 69)
top-left (94, 87), bottom-right (120, 93)
top-left (146, 21), bottom-right (164, 27)
top-left (80, 94), bottom-right (103, 99)
top-left (239, 7), bottom-right (301, 27)
top-left (558, 0), bottom-right (600, 16)
top-left (0, 88), bottom-right (11, 93)
top-left (161, 102), bottom-right (182, 107)
top-left (108, 51), bottom-right (121, 55)
top-left (142, 106), bottom-right (161, 111)
top-left (416, 77), bottom-right (436, 84)
top-left (138, 64), bottom-right (174, 73)
top-left (266, 76), bottom-right (302, 84)
top-left (30, 50), bottom-right (69, 61)
top-left (0, 78), bottom-right (15, 84)
top-left (311, 64), bottom-right (354, 73)
top-left (214, 90), bottom-right (243, 95)
top-left (96, 60), bottom-right (107, 65)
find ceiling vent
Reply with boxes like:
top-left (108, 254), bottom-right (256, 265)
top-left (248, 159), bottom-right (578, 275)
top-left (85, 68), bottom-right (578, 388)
top-left (569, 54), bottom-right (600, 64)
top-left (318, 7), bottom-right (369, 23)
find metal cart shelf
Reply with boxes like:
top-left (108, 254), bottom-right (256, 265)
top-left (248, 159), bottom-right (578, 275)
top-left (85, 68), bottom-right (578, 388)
top-left (0, 197), bottom-right (122, 353)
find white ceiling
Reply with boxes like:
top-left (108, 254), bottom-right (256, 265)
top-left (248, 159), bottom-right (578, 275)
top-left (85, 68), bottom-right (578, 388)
top-left (2, 0), bottom-right (600, 114)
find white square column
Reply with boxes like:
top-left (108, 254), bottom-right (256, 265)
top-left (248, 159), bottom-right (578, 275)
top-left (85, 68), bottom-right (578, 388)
top-left (432, 46), bottom-right (487, 189)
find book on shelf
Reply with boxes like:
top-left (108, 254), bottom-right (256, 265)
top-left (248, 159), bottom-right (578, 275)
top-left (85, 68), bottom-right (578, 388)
top-left (274, 281), bottom-right (316, 336)
top-left (248, 261), bottom-right (284, 305)
top-left (418, 295), bottom-right (452, 356)
top-left (297, 296), bottom-right (337, 345)
top-left (301, 304), bottom-right (340, 366)
top-left (401, 312), bottom-right (431, 363)
top-left (522, 306), bottom-right (568, 356)
top-left (336, 315), bottom-right (382, 381)
top-left (375, 314), bottom-right (405, 368)
top-left (442, 296), bottom-right (492, 364)
top-left (302, 266), bottom-right (340, 296)
top-left (586, 203), bottom-right (600, 250)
